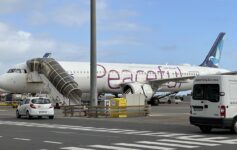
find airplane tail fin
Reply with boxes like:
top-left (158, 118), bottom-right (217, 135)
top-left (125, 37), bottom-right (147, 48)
top-left (199, 32), bottom-right (225, 68)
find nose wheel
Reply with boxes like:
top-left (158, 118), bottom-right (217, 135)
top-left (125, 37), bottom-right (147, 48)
top-left (150, 97), bottom-right (159, 106)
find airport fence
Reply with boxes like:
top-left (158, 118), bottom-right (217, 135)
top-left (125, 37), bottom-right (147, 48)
top-left (62, 105), bottom-right (151, 118)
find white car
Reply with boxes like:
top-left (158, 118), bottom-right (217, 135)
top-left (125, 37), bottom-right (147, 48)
top-left (16, 97), bottom-right (54, 119)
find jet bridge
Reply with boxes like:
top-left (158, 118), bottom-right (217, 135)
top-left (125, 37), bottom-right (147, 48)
top-left (26, 58), bottom-right (82, 104)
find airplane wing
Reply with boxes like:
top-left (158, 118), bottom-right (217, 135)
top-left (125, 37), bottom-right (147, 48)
top-left (219, 71), bottom-right (237, 75)
top-left (147, 76), bottom-right (195, 90)
top-left (147, 71), bottom-right (237, 89)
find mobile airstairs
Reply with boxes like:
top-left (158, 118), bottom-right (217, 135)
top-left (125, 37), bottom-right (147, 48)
top-left (26, 58), bottom-right (82, 105)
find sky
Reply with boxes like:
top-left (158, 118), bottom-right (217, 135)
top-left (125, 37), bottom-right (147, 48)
top-left (0, 0), bottom-right (237, 74)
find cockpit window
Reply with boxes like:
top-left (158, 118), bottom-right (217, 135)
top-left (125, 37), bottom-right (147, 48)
top-left (7, 69), bottom-right (27, 73)
top-left (7, 69), bottom-right (16, 73)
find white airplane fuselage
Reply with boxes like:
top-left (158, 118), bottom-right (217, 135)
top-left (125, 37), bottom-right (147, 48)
top-left (0, 61), bottom-right (228, 96)
top-left (61, 62), bottom-right (228, 93)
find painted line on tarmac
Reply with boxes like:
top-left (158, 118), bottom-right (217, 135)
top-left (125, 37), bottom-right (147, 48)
top-left (114, 143), bottom-right (175, 150)
top-left (44, 141), bottom-right (63, 144)
top-left (61, 147), bottom-right (95, 150)
top-left (158, 139), bottom-right (219, 146)
top-left (13, 138), bottom-right (31, 141)
top-left (89, 145), bottom-right (139, 150)
top-left (0, 110), bottom-right (8, 112)
top-left (1, 120), bottom-right (237, 144)
top-left (136, 141), bottom-right (199, 148)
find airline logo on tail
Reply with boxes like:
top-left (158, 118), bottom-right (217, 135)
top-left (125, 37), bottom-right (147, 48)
top-left (200, 32), bottom-right (225, 68)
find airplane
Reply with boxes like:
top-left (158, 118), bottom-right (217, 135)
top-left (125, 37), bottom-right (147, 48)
top-left (0, 32), bottom-right (229, 105)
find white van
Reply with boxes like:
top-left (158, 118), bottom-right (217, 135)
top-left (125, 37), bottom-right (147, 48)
top-left (190, 75), bottom-right (237, 133)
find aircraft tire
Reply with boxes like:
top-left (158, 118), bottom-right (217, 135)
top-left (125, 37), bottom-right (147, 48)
top-left (151, 98), bottom-right (159, 106)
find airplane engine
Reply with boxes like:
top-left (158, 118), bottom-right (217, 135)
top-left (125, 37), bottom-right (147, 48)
top-left (122, 83), bottom-right (154, 100)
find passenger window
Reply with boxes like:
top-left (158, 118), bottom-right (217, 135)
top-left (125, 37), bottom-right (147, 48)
top-left (16, 69), bottom-right (21, 73)
top-left (193, 84), bottom-right (204, 100)
top-left (25, 99), bottom-right (30, 104)
top-left (206, 84), bottom-right (220, 102)
top-left (193, 84), bottom-right (220, 102)
top-left (21, 99), bottom-right (26, 104)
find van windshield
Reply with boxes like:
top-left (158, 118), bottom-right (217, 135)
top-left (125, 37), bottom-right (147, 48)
top-left (192, 84), bottom-right (220, 102)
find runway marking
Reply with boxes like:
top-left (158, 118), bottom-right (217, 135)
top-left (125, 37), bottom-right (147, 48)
top-left (158, 139), bottom-right (220, 146)
top-left (139, 132), bottom-right (189, 137)
top-left (152, 133), bottom-right (190, 137)
top-left (2, 120), bottom-right (237, 146)
top-left (89, 145), bottom-right (140, 150)
top-left (13, 138), bottom-right (31, 141)
top-left (176, 135), bottom-right (237, 144)
top-left (51, 131), bottom-right (76, 135)
top-left (43, 141), bottom-right (62, 144)
top-left (176, 135), bottom-right (206, 139)
top-left (61, 147), bottom-right (95, 150)
top-left (0, 121), bottom-right (155, 136)
top-left (114, 143), bottom-right (175, 150)
top-left (98, 129), bottom-right (136, 133)
top-left (196, 137), bottom-right (228, 140)
top-left (124, 131), bottom-right (152, 134)
top-left (136, 141), bottom-right (199, 148)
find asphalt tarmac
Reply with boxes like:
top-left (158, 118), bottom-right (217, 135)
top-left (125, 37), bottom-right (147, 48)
top-left (0, 101), bottom-right (237, 150)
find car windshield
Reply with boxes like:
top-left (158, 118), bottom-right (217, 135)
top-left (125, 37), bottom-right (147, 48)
top-left (192, 84), bottom-right (220, 102)
top-left (31, 98), bottom-right (51, 104)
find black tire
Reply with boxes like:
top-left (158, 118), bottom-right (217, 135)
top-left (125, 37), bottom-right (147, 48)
top-left (49, 116), bottom-right (54, 119)
top-left (38, 116), bottom-right (42, 119)
top-left (168, 100), bottom-right (171, 104)
top-left (199, 126), bottom-right (212, 133)
top-left (26, 111), bottom-right (32, 119)
top-left (151, 98), bottom-right (159, 106)
top-left (231, 119), bottom-right (237, 133)
top-left (16, 110), bottom-right (21, 119)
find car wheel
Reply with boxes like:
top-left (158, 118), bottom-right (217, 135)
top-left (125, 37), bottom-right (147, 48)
top-left (38, 116), bottom-right (42, 119)
top-left (199, 126), bottom-right (212, 133)
top-left (49, 116), bottom-right (54, 119)
top-left (26, 111), bottom-right (32, 119)
top-left (231, 119), bottom-right (237, 133)
top-left (168, 100), bottom-right (171, 104)
top-left (16, 110), bottom-right (21, 119)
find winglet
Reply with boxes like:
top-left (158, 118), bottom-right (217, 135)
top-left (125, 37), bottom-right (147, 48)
top-left (200, 32), bottom-right (225, 68)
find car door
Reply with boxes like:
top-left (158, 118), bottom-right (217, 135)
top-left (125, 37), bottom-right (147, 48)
top-left (191, 84), bottom-right (221, 118)
top-left (22, 99), bottom-right (30, 115)
top-left (18, 99), bottom-right (26, 115)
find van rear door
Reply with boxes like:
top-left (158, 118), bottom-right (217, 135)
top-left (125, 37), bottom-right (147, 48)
top-left (191, 84), bottom-right (221, 118)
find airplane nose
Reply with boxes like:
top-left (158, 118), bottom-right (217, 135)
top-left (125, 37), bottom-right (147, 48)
top-left (0, 73), bottom-right (11, 91)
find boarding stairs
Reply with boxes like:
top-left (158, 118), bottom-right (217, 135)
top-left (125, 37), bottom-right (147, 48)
top-left (155, 91), bottom-right (178, 99)
top-left (26, 58), bottom-right (82, 105)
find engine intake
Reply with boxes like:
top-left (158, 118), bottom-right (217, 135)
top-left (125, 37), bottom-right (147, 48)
top-left (122, 83), bottom-right (154, 100)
